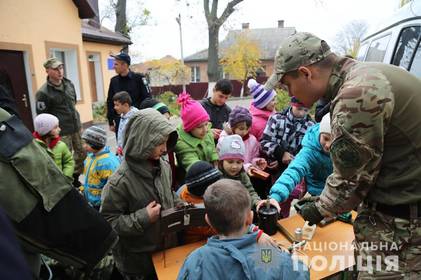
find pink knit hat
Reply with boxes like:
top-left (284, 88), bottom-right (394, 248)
top-left (177, 92), bottom-right (209, 132)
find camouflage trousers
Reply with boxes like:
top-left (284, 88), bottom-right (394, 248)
top-left (61, 131), bottom-right (86, 175)
top-left (353, 207), bottom-right (421, 279)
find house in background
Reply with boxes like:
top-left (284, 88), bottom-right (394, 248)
top-left (0, 0), bottom-right (130, 130)
top-left (184, 21), bottom-right (296, 83)
top-left (131, 55), bottom-right (181, 87)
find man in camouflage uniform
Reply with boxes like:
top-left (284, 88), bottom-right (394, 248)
top-left (36, 58), bottom-right (86, 187)
top-left (265, 32), bottom-right (421, 278)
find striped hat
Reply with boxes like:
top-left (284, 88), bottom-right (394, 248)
top-left (217, 134), bottom-right (245, 161)
top-left (185, 161), bottom-right (222, 197)
top-left (82, 126), bottom-right (107, 148)
top-left (248, 79), bottom-right (277, 109)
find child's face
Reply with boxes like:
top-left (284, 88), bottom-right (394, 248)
top-left (50, 125), bottom-right (61, 137)
top-left (222, 159), bottom-right (243, 177)
top-left (149, 136), bottom-right (169, 160)
top-left (190, 121), bottom-right (209, 139)
top-left (211, 90), bottom-right (230, 106)
top-left (114, 101), bottom-right (130, 115)
top-left (232, 122), bottom-right (250, 138)
top-left (319, 133), bottom-right (332, 153)
top-left (264, 97), bottom-right (276, 112)
top-left (291, 105), bottom-right (309, 118)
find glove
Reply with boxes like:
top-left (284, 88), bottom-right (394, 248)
top-left (300, 201), bottom-right (324, 226)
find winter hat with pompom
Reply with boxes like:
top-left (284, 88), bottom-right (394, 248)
top-left (177, 92), bottom-right (209, 132)
top-left (248, 79), bottom-right (277, 109)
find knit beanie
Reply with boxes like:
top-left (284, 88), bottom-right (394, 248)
top-left (248, 79), bottom-right (277, 109)
top-left (229, 106), bottom-right (252, 128)
top-left (185, 161), bottom-right (221, 197)
top-left (34, 113), bottom-right (59, 136)
top-left (82, 126), bottom-right (107, 148)
top-left (319, 114), bottom-right (331, 134)
top-left (217, 134), bottom-right (245, 161)
top-left (290, 96), bottom-right (306, 107)
top-left (140, 98), bottom-right (170, 115)
top-left (177, 92), bottom-right (209, 132)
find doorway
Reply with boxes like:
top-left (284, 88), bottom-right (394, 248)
top-left (87, 53), bottom-right (104, 103)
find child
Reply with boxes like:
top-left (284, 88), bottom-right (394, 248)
top-left (217, 135), bottom-right (279, 211)
top-left (247, 79), bottom-right (277, 140)
top-left (261, 96), bottom-right (314, 168)
top-left (177, 160), bottom-right (221, 243)
top-left (219, 106), bottom-right (267, 175)
top-left (269, 114), bottom-right (332, 215)
top-left (113, 91), bottom-right (139, 157)
top-left (33, 113), bottom-right (74, 179)
top-left (175, 92), bottom-right (218, 172)
top-left (177, 179), bottom-right (309, 280)
top-left (200, 79), bottom-right (233, 139)
top-left (81, 126), bottom-right (119, 210)
top-left (101, 108), bottom-right (182, 279)
top-left (139, 98), bottom-right (171, 120)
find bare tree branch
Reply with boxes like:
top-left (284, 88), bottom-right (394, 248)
top-left (204, 0), bottom-right (210, 22)
top-left (217, 0), bottom-right (243, 26)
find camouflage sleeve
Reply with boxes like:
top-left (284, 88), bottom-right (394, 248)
top-left (316, 71), bottom-right (394, 217)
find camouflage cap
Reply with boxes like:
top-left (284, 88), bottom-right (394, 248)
top-left (264, 32), bottom-right (332, 91)
top-left (43, 57), bottom-right (63, 69)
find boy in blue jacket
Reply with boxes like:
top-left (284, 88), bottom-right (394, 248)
top-left (269, 114), bottom-right (332, 206)
top-left (177, 179), bottom-right (309, 280)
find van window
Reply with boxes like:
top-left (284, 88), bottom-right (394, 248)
top-left (357, 42), bottom-right (369, 61)
top-left (409, 42), bottom-right (421, 78)
top-left (392, 26), bottom-right (421, 69)
top-left (365, 34), bottom-right (391, 62)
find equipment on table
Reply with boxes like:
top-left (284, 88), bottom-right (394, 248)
top-left (258, 199), bottom-right (279, 236)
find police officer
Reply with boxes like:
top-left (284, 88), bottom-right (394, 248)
top-left (35, 57), bottom-right (86, 187)
top-left (266, 32), bottom-right (421, 278)
top-left (106, 53), bottom-right (151, 137)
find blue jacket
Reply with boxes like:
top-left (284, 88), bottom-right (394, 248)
top-left (177, 231), bottom-right (309, 280)
top-left (270, 124), bottom-right (333, 202)
top-left (83, 146), bottom-right (120, 207)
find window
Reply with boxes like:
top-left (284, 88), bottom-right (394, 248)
top-left (49, 48), bottom-right (82, 101)
top-left (409, 42), bottom-right (421, 78)
top-left (365, 34), bottom-right (391, 62)
top-left (356, 42), bottom-right (369, 61)
top-left (392, 26), bottom-right (421, 69)
top-left (190, 66), bottom-right (200, 82)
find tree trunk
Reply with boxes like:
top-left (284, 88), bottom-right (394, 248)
top-left (207, 25), bottom-right (220, 82)
top-left (115, 0), bottom-right (128, 53)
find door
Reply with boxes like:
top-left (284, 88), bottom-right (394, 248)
top-left (88, 60), bottom-right (98, 102)
top-left (0, 50), bottom-right (33, 130)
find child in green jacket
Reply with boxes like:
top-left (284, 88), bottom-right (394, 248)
top-left (175, 92), bottom-right (218, 172)
top-left (33, 113), bottom-right (74, 179)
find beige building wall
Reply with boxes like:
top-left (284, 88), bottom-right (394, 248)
top-left (0, 0), bottom-right (93, 124)
top-left (185, 61), bottom-right (208, 83)
top-left (82, 41), bottom-right (121, 101)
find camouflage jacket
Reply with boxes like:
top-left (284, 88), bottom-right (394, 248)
top-left (317, 57), bottom-right (421, 217)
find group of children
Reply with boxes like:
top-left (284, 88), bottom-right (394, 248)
top-left (31, 78), bottom-right (335, 279)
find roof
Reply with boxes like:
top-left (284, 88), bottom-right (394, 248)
top-left (82, 20), bottom-right (132, 45)
top-left (72, 0), bottom-right (96, 19)
top-left (184, 27), bottom-right (296, 62)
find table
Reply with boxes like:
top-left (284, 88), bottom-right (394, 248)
top-left (153, 212), bottom-right (356, 280)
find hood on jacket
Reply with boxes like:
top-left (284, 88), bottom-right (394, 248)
top-left (123, 108), bottom-right (178, 162)
top-left (249, 104), bottom-right (273, 119)
top-left (301, 123), bottom-right (323, 152)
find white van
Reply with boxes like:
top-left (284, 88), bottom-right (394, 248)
top-left (357, 0), bottom-right (421, 78)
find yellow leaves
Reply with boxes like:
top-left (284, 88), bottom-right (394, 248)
top-left (220, 33), bottom-right (262, 81)
top-left (146, 57), bottom-right (190, 86)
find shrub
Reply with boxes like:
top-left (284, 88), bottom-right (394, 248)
top-left (92, 101), bottom-right (107, 122)
top-left (157, 91), bottom-right (180, 116)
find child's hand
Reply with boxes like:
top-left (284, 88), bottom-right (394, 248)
top-left (146, 201), bottom-right (161, 223)
top-left (247, 166), bottom-right (259, 177)
top-left (256, 158), bottom-right (267, 170)
top-left (282, 152), bottom-right (294, 165)
top-left (211, 128), bottom-right (222, 139)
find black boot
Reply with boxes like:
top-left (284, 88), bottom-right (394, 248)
top-left (72, 173), bottom-right (82, 188)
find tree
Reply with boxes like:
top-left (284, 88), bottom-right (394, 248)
top-left (220, 33), bottom-right (261, 97)
top-left (333, 20), bottom-right (368, 58)
top-left (204, 0), bottom-right (244, 82)
top-left (145, 57), bottom-right (191, 86)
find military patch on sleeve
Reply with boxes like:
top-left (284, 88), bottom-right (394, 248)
top-left (36, 101), bottom-right (46, 111)
top-left (330, 137), bottom-right (361, 169)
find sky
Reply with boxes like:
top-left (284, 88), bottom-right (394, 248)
top-left (99, 0), bottom-right (400, 63)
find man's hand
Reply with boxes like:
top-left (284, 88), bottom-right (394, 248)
top-left (282, 152), bottom-right (294, 165)
top-left (211, 128), bottom-right (222, 139)
top-left (146, 201), bottom-right (161, 223)
top-left (256, 198), bottom-right (281, 213)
